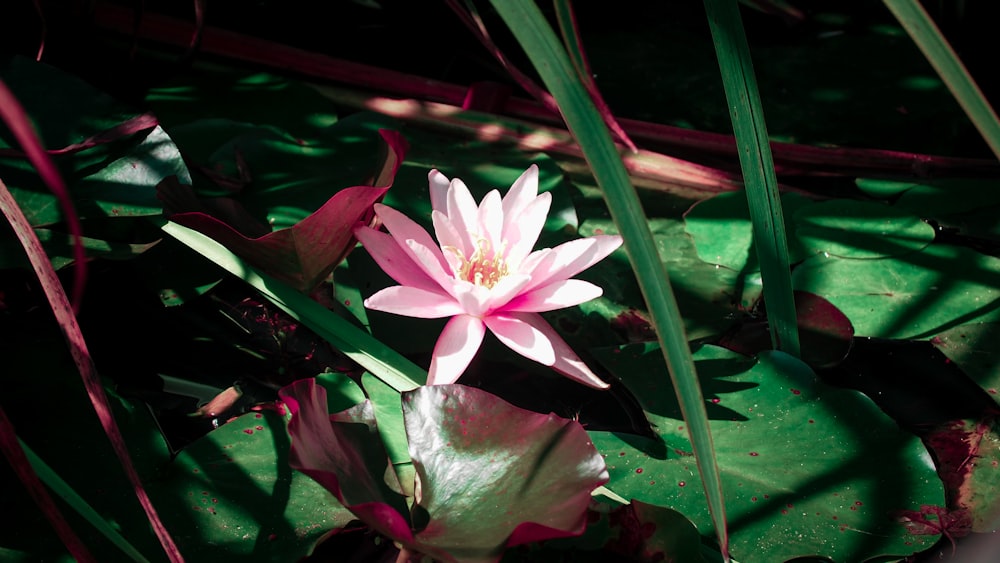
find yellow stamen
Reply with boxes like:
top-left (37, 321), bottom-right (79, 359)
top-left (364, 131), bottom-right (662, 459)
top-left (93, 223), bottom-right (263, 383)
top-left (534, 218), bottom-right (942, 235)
top-left (453, 238), bottom-right (508, 289)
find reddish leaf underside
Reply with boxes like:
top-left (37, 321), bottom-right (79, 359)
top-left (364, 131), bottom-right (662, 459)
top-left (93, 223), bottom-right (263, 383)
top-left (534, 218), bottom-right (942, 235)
top-left (604, 500), bottom-right (706, 563)
top-left (278, 379), bottom-right (414, 544)
top-left (166, 128), bottom-right (408, 291)
top-left (924, 417), bottom-right (1000, 533)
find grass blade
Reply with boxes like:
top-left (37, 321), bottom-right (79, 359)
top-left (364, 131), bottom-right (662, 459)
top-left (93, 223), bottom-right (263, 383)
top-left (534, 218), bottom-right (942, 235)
top-left (0, 178), bottom-right (183, 562)
top-left (704, 0), bottom-right (800, 357)
top-left (159, 219), bottom-right (426, 393)
top-left (18, 438), bottom-right (151, 562)
top-left (883, 0), bottom-right (1000, 160)
top-left (487, 1), bottom-right (730, 558)
top-left (0, 408), bottom-right (95, 562)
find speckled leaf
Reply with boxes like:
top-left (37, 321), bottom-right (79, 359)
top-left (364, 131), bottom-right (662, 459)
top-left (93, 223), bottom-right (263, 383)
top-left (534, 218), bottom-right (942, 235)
top-left (153, 409), bottom-right (355, 561)
top-left (792, 245), bottom-right (1000, 339)
top-left (793, 199), bottom-right (935, 258)
top-left (590, 344), bottom-right (944, 562)
top-left (403, 384), bottom-right (609, 563)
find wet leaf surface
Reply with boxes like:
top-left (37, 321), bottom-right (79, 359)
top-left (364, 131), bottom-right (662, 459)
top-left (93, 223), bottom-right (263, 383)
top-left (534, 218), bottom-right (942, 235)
top-left (591, 345), bottom-right (944, 562)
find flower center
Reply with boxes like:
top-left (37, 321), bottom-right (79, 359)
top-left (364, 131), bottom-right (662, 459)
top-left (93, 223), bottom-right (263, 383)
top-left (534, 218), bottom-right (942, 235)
top-left (455, 239), bottom-right (508, 289)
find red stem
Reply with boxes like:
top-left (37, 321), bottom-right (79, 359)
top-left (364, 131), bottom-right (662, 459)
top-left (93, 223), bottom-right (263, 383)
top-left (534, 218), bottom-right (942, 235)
top-left (89, 2), bottom-right (999, 180)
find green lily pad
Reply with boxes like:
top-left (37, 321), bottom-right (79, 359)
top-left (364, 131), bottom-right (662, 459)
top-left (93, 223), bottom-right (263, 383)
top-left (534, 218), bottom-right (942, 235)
top-left (578, 217), bottom-right (757, 341)
top-left (683, 191), bottom-right (810, 270)
top-left (154, 408), bottom-right (354, 561)
top-left (147, 71), bottom-right (339, 143)
top-left (857, 177), bottom-right (1000, 217)
top-left (792, 244), bottom-right (1000, 339)
top-left (793, 199), bottom-right (935, 258)
top-left (590, 344), bottom-right (944, 562)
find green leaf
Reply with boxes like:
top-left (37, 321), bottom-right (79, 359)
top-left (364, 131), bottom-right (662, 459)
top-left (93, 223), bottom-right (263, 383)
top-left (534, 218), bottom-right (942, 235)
top-left (591, 345), bottom-right (944, 562)
top-left (792, 244), bottom-right (1000, 339)
top-left (684, 191), bottom-right (811, 271)
top-left (883, 0), bottom-right (1000, 159)
top-left (161, 218), bottom-right (426, 392)
top-left (704, 0), bottom-right (800, 357)
top-left (153, 409), bottom-right (354, 561)
top-left (793, 199), bottom-right (935, 259)
top-left (487, 2), bottom-right (731, 556)
top-left (402, 384), bottom-right (608, 561)
top-left (361, 372), bottom-right (411, 466)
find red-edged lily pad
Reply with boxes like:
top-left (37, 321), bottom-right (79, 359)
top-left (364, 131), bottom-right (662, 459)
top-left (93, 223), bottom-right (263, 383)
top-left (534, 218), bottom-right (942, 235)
top-left (161, 129), bottom-right (407, 291)
top-left (278, 379), bottom-right (608, 562)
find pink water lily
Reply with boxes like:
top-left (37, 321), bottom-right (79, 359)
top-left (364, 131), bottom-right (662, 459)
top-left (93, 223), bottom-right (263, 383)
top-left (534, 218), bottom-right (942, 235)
top-left (354, 164), bottom-right (622, 388)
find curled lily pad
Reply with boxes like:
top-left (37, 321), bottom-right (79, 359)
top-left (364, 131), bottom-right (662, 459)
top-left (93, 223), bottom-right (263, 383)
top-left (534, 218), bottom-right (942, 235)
top-left (161, 129), bottom-right (407, 291)
top-left (279, 380), bottom-right (608, 562)
top-left (403, 384), bottom-right (609, 560)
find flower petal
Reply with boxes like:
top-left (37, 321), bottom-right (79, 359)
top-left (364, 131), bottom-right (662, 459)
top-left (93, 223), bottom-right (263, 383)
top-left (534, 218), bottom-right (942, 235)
top-left (431, 210), bottom-right (467, 272)
top-left (477, 189), bottom-right (503, 252)
top-left (447, 178), bottom-right (479, 250)
top-left (450, 281), bottom-right (492, 317)
top-left (501, 164), bottom-right (539, 221)
top-left (482, 273), bottom-right (532, 314)
top-left (405, 239), bottom-right (461, 295)
top-left (354, 226), bottom-right (439, 293)
top-left (376, 203), bottom-right (451, 279)
top-left (501, 279), bottom-right (603, 313)
top-left (488, 312), bottom-right (608, 389)
top-left (483, 313), bottom-right (556, 366)
top-left (428, 315), bottom-right (487, 385)
top-left (428, 169), bottom-right (451, 214)
top-left (364, 286), bottom-right (463, 318)
top-left (523, 235), bottom-right (623, 292)
top-left (504, 191), bottom-right (551, 267)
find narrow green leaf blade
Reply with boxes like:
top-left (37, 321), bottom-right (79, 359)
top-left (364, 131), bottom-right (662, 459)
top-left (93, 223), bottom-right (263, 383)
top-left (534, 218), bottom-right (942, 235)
top-left (703, 0), bottom-right (800, 358)
top-left (487, 1), bottom-right (730, 558)
top-left (159, 219), bottom-right (426, 392)
top-left (884, 0), bottom-right (1000, 160)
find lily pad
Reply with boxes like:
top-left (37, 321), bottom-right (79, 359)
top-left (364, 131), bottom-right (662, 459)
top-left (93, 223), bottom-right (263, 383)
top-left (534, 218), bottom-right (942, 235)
top-left (857, 177), bottom-right (1000, 217)
top-left (792, 244), bottom-right (1000, 339)
top-left (154, 408), bottom-right (355, 561)
top-left (683, 191), bottom-right (811, 270)
top-left (578, 217), bottom-right (758, 341)
top-left (793, 199), bottom-right (935, 259)
top-left (590, 344), bottom-right (944, 562)
top-left (403, 384), bottom-right (609, 561)
top-left (279, 379), bottom-right (608, 562)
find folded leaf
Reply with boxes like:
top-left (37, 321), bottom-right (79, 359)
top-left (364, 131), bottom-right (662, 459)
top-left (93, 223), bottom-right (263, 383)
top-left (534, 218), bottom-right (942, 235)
top-left (164, 129), bottom-right (407, 291)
